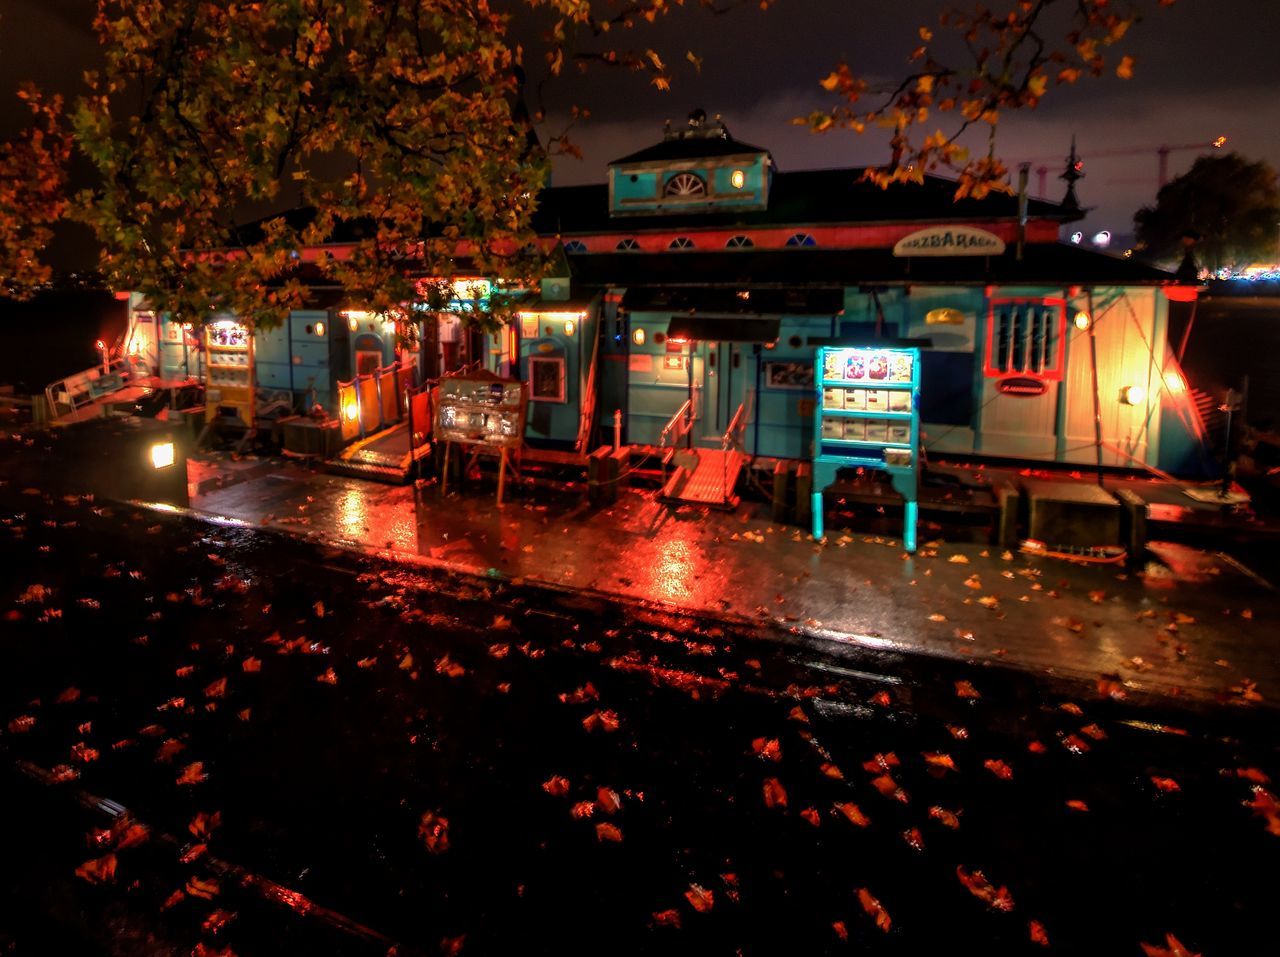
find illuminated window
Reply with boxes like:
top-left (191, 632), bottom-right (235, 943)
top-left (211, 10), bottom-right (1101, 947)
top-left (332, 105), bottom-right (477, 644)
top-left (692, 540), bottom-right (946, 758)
top-left (984, 298), bottom-right (1067, 381)
top-left (663, 172), bottom-right (706, 198)
top-left (725, 235), bottom-right (754, 248)
top-left (668, 237), bottom-right (696, 250)
top-left (616, 238), bottom-right (641, 251)
top-left (563, 240), bottom-right (587, 254)
top-left (785, 233), bottom-right (817, 247)
top-left (730, 169), bottom-right (746, 189)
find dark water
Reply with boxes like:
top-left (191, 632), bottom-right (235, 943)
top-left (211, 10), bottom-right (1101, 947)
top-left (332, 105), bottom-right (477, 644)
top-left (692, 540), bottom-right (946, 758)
top-left (0, 489), bottom-right (1276, 956)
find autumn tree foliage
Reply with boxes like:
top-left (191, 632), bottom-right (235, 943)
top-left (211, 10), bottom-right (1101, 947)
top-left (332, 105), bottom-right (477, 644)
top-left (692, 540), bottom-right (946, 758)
top-left (1134, 153), bottom-right (1280, 272)
top-left (799, 0), bottom-right (1176, 199)
top-left (1, 0), bottom-right (1160, 322)
top-left (0, 87), bottom-right (70, 295)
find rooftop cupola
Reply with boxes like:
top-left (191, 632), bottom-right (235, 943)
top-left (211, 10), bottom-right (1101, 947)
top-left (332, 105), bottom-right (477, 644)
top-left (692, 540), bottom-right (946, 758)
top-left (607, 110), bottom-right (772, 217)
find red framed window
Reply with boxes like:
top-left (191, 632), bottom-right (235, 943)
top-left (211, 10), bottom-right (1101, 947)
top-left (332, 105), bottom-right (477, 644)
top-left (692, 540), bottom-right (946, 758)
top-left (983, 298), bottom-right (1067, 381)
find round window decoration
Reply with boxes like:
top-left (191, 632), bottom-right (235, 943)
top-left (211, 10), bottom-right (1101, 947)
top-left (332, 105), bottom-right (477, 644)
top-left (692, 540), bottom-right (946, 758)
top-left (664, 172), bottom-right (706, 198)
top-left (788, 335), bottom-right (802, 349)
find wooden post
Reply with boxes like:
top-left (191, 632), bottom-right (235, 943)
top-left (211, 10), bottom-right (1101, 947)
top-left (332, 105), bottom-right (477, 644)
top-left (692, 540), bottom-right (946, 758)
top-left (441, 441), bottom-right (451, 497)
top-left (496, 447), bottom-right (507, 506)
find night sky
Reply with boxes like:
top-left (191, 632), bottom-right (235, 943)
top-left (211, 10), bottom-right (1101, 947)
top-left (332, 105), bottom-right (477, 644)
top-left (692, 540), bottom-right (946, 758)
top-left (3, 0), bottom-right (1278, 258)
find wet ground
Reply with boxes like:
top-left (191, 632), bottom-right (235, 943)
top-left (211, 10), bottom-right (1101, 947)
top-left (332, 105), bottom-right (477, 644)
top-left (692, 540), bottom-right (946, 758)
top-left (1, 486), bottom-right (1278, 956)
top-left (192, 456), bottom-right (1280, 707)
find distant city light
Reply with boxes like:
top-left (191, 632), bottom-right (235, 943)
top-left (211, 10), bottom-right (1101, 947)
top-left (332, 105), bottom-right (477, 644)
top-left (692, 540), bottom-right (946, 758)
top-left (1092, 230), bottom-right (1111, 248)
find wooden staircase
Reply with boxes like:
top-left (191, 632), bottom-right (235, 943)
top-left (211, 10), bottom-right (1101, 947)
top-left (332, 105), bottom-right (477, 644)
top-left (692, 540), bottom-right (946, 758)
top-left (660, 448), bottom-right (744, 509)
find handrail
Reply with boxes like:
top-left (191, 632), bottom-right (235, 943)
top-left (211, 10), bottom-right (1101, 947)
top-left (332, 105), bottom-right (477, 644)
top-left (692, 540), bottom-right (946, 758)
top-left (659, 399), bottom-right (695, 448)
top-left (44, 357), bottom-right (133, 421)
top-left (718, 388), bottom-right (754, 506)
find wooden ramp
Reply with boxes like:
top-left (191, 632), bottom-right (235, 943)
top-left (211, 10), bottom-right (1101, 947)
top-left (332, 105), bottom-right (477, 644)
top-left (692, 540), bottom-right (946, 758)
top-left (326, 422), bottom-right (414, 484)
top-left (661, 448), bottom-right (743, 509)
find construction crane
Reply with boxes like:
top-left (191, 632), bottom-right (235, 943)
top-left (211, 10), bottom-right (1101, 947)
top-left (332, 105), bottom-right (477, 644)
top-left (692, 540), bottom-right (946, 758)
top-left (1014, 136), bottom-right (1227, 196)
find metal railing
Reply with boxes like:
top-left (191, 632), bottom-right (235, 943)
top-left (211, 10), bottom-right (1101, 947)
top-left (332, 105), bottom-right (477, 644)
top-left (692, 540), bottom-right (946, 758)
top-left (44, 357), bottom-right (133, 422)
top-left (718, 389), bottom-right (754, 505)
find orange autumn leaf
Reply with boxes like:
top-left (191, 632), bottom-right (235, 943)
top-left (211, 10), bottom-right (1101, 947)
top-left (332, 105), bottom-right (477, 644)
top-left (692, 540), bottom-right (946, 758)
top-left (902, 827), bottom-right (925, 851)
top-left (834, 802), bottom-right (870, 827)
top-left (787, 705), bottom-right (809, 723)
top-left (763, 777), bottom-right (788, 809)
top-left (751, 737), bottom-right (782, 761)
top-left (1140, 932), bottom-right (1202, 957)
top-left (819, 762), bottom-right (844, 780)
top-left (862, 752), bottom-right (900, 773)
top-left (316, 667), bottom-right (338, 685)
top-left (857, 887), bottom-right (892, 932)
top-left (189, 810), bottom-right (222, 839)
top-left (542, 775), bottom-right (570, 797)
top-left (871, 774), bottom-right (909, 803)
top-left (1065, 799), bottom-right (1090, 812)
top-left (185, 876), bottom-right (220, 900)
top-left (75, 853), bottom-right (117, 884)
top-left (418, 811), bottom-right (450, 854)
top-left (800, 807), bottom-right (821, 827)
top-left (955, 680), bottom-right (980, 699)
top-left (1029, 919), bottom-right (1050, 946)
top-left (595, 821), bottom-right (623, 842)
top-left (1151, 776), bottom-right (1181, 793)
top-left (203, 677), bottom-right (227, 698)
top-left (596, 787), bottom-right (622, 814)
top-left (582, 709), bottom-right (620, 733)
top-left (1028, 740), bottom-right (1047, 754)
top-left (870, 689), bottom-right (892, 707)
top-left (1079, 723), bottom-right (1107, 740)
top-left (176, 761), bottom-right (207, 785)
top-left (1235, 767), bottom-right (1271, 785)
top-left (983, 758), bottom-right (1013, 780)
top-left (929, 805), bottom-right (961, 829)
top-left (1116, 55), bottom-right (1135, 79)
top-left (956, 866), bottom-right (1014, 911)
top-left (242, 657), bottom-right (261, 673)
top-left (832, 920), bottom-right (848, 941)
top-left (923, 752), bottom-right (958, 773)
top-left (570, 801), bottom-right (596, 819)
top-left (653, 908), bottom-right (681, 928)
top-left (684, 883), bottom-right (714, 912)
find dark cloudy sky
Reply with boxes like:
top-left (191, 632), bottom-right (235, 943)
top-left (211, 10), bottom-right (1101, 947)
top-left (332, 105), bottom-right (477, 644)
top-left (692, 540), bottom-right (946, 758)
top-left (4, 0), bottom-right (1278, 250)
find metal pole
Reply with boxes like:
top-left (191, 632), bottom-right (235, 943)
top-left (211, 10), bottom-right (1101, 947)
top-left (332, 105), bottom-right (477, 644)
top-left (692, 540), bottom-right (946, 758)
top-left (1085, 289), bottom-right (1105, 485)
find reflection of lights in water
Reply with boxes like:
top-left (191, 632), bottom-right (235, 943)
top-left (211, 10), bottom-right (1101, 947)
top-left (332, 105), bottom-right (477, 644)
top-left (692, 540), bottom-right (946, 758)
top-left (338, 488), bottom-right (368, 540)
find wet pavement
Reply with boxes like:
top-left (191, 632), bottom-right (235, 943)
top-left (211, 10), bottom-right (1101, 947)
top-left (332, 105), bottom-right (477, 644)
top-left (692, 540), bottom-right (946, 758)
top-left (191, 455), bottom-right (1280, 709)
top-left (1, 482), bottom-right (1278, 957)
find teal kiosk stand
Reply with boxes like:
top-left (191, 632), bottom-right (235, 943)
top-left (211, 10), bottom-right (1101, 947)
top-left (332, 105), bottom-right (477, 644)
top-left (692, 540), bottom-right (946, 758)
top-left (811, 345), bottom-right (922, 552)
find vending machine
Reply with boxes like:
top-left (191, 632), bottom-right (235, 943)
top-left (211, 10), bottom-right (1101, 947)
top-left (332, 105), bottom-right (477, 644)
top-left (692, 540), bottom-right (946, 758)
top-left (812, 345), bottom-right (922, 551)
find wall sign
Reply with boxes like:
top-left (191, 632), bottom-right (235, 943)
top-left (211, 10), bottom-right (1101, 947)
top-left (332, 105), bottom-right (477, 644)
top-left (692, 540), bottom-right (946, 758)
top-left (893, 226), bottom-right (1006, 257)
top-left (995, 376), bottom-right (1049, 397)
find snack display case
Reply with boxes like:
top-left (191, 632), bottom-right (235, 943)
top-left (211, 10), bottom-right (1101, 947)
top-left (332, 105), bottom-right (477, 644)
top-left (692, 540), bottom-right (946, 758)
top-left (433, 371), bottom-right (527, 504)
top-left (811, 346), bottom-right (921, 551)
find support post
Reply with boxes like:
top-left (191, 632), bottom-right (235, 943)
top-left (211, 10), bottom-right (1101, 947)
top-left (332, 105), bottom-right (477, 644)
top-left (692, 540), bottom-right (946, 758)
top-left (1086, 288), bottom-right (1105, 485)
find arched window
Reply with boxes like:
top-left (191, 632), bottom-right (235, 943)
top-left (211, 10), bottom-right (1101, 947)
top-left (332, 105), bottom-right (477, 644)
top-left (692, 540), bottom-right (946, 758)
top-left (615, 238), bottom-right (641, 251)
top-left (563, 240), bottom-right (587, 254)
top-left (663, 172), bottom-right (706, 198)
top-left (725, 235), bottom-right (754, 249)
top-left (785, 233), bottom-right (817, 247)
top-left (668, 237), bottom-right (696, 250)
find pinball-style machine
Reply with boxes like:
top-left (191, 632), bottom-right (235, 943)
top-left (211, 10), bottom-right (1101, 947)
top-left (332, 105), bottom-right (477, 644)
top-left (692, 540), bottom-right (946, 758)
top-left (811, 345), bottom-right (922, 552)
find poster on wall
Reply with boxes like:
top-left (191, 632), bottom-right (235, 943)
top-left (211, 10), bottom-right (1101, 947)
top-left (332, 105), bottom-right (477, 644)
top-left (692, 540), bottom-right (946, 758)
top-left (764, 361), bottom-right (815, 390)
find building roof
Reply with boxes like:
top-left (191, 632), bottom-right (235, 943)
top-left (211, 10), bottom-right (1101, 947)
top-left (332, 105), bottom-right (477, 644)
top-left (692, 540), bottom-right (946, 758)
top-left (534, 168), bottom-right (1074, 235)
top-left (566, 243), bottom-right (1173, 289)
top-left (609, 133), bottom-right (769, 165)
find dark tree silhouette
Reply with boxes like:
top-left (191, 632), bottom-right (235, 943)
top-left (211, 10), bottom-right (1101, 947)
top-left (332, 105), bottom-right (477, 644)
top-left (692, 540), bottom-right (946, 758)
top-left (1135, 153), bottom-right (1280, 272)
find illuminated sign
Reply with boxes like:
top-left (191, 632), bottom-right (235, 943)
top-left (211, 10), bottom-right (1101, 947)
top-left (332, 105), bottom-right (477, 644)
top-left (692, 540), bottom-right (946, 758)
top-left (995, 376), bottom-right (1049, 397)
top-left (893, 226), bottom-right (1005, 257)
top-left (925, 307), bottom-right (966, 326)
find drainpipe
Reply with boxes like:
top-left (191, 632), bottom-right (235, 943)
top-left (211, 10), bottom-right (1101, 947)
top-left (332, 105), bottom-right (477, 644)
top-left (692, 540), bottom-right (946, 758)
top-left (1085, 288), bottom-right (1104, 485)
top-left (1016, 164), bottom-right (1029, 262)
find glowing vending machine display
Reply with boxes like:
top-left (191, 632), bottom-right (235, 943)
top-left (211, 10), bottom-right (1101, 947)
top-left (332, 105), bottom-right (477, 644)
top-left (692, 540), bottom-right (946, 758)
top-left (812, 346), bottom-right (922, 551)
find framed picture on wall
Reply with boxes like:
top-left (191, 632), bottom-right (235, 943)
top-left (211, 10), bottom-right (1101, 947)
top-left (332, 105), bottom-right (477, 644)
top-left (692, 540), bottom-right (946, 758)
top-left (528, 356), bottom-right (566, 402)
top-left (764, 360), bottom-right (815, 390)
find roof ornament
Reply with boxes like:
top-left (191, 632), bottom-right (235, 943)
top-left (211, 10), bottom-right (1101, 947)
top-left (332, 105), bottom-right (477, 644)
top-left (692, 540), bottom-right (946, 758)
top-left (663, 108), bottom-right (731, 142)
top-left (1060, 135), bottom-right (1083, 211)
